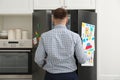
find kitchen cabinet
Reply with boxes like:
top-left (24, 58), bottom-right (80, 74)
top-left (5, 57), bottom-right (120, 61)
top-left (0, 0), bottom-right (33, 14)
top-left (66, 0), bottom-right (95, 9)
top-left (34, 0), bottom-right (62, 9)
top-left (34, 0), bottom-right (95, 9)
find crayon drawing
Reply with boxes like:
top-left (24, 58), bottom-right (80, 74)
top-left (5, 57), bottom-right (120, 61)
top-left (81, 22), bottom-right (95, 66)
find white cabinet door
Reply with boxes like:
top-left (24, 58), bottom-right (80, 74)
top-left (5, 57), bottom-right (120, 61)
top-left (34, 0), bottom-right (95, 10)
top-left (0, 0), bottom-right (33, 14)
top-left (66, 0), bottom-right (95, 9)
top-left (34, 0), bottom-right (63, 9)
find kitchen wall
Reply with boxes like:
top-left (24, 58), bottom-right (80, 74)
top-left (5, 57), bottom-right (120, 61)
top-left (0, 16), bottom-right (3, 31)
top-left (0, 15), bottom-right (32, 39)
top-left (96, 0), bottom-right (120, 80)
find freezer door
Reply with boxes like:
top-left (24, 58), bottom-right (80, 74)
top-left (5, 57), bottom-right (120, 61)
top-left (78, 10), bottom-right (97, 80)
top-left (33, 10), bottom-right (52, 80)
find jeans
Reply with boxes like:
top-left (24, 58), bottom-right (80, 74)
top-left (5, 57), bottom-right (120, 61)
top-left (44, 71), bottom-right (79, 80)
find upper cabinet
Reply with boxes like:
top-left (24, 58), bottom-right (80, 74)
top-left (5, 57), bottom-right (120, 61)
top-left (0, 0), bottom-right (33, 14)
top-left (66, 0), bottom-right (95, 9)
top-left (34, 0), bottom-right (95, 10)
top-left (34, 0), bottom-right (61, 9)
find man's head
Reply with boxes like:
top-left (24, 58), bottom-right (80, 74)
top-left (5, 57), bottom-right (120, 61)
top-left (52, 8), bottom-right (68, 26)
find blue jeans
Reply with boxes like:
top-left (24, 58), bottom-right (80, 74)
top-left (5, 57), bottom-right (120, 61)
top-left (44, 71), bottom-right (79, 80)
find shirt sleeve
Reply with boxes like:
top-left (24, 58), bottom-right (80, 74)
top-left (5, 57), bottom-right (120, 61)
top-left (74, 35), bottom-right (88, 64)
top-left (34, 35), bottom-right (46, 67)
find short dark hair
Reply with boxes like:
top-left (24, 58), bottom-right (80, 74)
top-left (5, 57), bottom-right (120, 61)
top-left (53, 8), bottom-right (68, 19)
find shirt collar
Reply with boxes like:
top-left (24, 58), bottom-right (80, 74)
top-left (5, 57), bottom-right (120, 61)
top-left (54, 24), bottom-right (67, 29)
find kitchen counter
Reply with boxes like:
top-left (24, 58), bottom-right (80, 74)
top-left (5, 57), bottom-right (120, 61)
top-left (0, 75), bottom-right (32, 79)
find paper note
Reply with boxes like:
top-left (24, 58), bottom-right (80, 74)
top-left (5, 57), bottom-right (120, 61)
top-left (33, 37), bottom-right (37, 45)
top-left (81, 22), bottom-right (95, 66)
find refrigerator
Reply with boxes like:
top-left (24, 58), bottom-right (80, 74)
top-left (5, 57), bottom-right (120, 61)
top-left (32, 10), bottom-right (97, 80)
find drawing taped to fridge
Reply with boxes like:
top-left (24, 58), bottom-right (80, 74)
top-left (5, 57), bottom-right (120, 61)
top-left (81, 22), bottom-right (95, 66)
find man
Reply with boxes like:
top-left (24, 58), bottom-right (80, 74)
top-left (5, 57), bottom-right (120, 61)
top-left (35, 8), bottom-right (87, 80)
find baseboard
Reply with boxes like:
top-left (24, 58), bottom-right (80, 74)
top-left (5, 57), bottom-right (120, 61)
top-left (99, 74), bottom-right (120, 80)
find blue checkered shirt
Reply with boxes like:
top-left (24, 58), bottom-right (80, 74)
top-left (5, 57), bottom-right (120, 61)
top-left (35, 24), bottom-right (87, 73)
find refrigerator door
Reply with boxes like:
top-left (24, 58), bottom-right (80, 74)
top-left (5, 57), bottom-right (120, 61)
top-left (32, 10), bottom-right (51, 80)
top-left (78, 10), bottom-right (97, 80)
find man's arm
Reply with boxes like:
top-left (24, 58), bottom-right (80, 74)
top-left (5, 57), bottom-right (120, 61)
top-left (34, 36), bottom-right (46, 67)
top-left (74, 35), bottom-right (87, 64)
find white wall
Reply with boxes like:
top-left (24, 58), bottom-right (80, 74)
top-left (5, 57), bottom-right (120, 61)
top-left (96, 0), bottom-right (120, 80)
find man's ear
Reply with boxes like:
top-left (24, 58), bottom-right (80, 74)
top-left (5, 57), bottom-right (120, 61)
top-left (66, 16), bottom-right (68, 24)
top-left (52, 16), bottom-right (56, 26)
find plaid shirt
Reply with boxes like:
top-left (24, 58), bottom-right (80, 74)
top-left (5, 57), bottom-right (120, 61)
top-left (35, 24), bottom-right (87, 73)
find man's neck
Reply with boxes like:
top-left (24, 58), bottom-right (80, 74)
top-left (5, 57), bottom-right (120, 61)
top-left (54, 23), bottom-right (66, 26)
